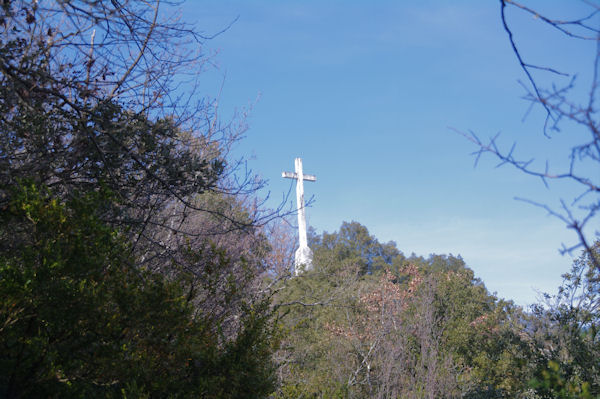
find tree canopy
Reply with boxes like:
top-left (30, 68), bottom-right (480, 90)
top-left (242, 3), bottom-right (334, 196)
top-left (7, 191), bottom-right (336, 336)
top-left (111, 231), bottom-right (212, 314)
top-left (0, 1), bottom-right (278, 397)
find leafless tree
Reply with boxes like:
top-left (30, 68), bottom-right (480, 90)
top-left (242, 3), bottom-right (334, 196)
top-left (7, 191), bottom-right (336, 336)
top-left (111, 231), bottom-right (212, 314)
top-left (325, 267), bottom-right (461, 398)
top-left (458, 0), bottom-right (600, 271)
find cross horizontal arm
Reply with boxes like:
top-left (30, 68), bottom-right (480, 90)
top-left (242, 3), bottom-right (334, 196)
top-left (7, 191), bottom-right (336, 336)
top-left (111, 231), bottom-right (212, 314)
top-left (282, 172), bottom-right (317, 181)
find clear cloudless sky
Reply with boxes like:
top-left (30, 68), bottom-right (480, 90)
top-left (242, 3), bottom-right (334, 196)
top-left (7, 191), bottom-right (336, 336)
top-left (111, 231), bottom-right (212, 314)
top-left (179, 1), bottom-right (598, 307)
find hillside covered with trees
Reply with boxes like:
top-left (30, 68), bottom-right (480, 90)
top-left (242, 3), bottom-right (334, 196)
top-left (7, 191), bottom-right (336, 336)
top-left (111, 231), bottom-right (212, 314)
top-left (1, 1), bottom-right (599, 398)
top-left (269, 222), bottom-right (599, 398)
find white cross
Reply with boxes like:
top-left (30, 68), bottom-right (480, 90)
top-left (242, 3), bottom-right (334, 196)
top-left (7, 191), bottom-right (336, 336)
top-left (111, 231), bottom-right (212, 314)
top-left (282, 158), bottom-right (316, 275)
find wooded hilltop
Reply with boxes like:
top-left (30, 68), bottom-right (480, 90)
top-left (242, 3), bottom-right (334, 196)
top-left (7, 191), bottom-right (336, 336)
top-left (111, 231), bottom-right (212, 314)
top-left (1, 1), bottom-right (599, 398)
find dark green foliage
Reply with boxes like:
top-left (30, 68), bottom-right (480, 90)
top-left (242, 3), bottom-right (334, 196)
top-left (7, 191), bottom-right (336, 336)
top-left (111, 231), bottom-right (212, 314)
top-left (311, 221), bottom-right (401, 275)
top-left (410, 253), bottom-right (468, 274)
top-left (0, 3), bottom-right (278, 396)
top-left (0, 183), bottom-right (276, 398)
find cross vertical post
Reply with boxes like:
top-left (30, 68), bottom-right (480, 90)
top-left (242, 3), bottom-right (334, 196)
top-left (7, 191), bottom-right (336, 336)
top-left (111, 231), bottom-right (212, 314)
top-left (295, 158), bottom-right (308, 249)
top-left (282, 158), bottom-right (316, 275)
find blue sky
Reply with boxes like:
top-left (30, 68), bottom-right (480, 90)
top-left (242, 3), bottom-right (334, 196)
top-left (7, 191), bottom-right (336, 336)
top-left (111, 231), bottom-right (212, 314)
top-left (182, 1), bottom-right (597, 307)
